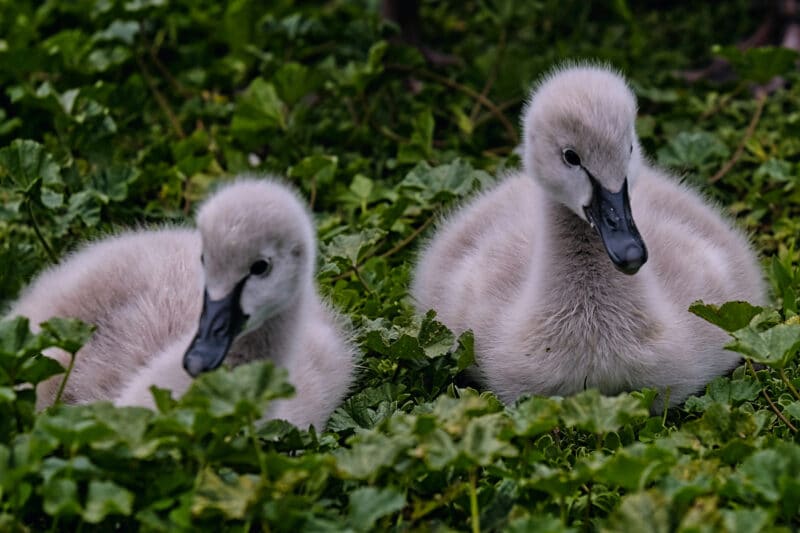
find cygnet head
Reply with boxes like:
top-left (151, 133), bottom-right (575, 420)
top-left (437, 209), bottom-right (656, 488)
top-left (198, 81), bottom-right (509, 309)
top-left (183, 176), bottom-right (315, 376)
top-left (522, 63), bottom-right (648, 275)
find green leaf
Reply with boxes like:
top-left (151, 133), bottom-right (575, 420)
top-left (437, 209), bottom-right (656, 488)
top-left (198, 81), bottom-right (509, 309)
top-left (272, 62), bottom-right (320, 106)
top-left (16, 354), bottom-right (65, 386)
top-left (594, 443), bottom-right (676, 490)
top-left (604, 491), bottom-right (670, 533)
top-left (192, 468), bottom-right (261, 520)
top-left (288, 155), bottom-right (338, 187)
top-left (461, 413), bottom-right (516, 465)
top-left (43, 477), bottom-right (82, 517)
top-left (0, 140), bottom-right (62, 201)
top-left (88, 166), bottom-right (138, 203)
top-left (39, 317), bottom-right (95, 354)
top-left (398, 159), bottom-right (493, 206)
top-left (510, 396), bottom-right (561, 437)
top-left (720, 508), bottom-right (772, 533)
top-left (736, 444), bottom-right (800, 503)
top-left (726, 322), bottom-right (800, 368)
top-left (83, 480), bottom-right (134, 523)
top-left (713, 45), bottom-right (799, 83)
top-left (179, 361), bottom-right (294, 419)
top-left (347, 486), bottom-right (405, 532)
top-left (398, 110), bottom-right (435, 164)
top-left (231, 78), bottom-right (287, 145)
top-left (321, 228), bottom-right (386, 267)
top-left (35, 407), bottom-right (115, 449)
top-left (561, 389), bottom-right (649, 435)
top-left (335, 431), bottom-right (413, 481)
top-left (689, 300), bottom-right (764, 333)
top-left (684, 376), bottom-right (761, 411)
top-left (507, 514), bottom-right (575, 533)
top-left (656, 131), bottom-right (729, 171)
top-left (0, 316), bottom-right (36, 359)
top-left (93, 20), bottom-right (139, 45)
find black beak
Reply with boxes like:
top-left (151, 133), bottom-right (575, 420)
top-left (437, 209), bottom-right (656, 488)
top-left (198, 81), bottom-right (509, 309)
top-left (583, 175), bottom-right (648, 275)
top-left (183, 278), bottom-right (248, 377)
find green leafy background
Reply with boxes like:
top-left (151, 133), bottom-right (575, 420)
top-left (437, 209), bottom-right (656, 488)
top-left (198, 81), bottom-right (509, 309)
top-left (1, 0), bottom-right (800, 531)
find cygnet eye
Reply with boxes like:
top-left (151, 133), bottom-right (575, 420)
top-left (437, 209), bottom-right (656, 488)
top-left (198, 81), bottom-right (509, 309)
top-left (562, 148), bottom-right (581, 167)
top-left (249, 259), bottom-right (272, 277)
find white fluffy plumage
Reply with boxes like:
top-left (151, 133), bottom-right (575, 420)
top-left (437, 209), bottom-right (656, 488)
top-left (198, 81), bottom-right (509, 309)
top-left (412, 64), bottom-right (766, 411)
top-left (9, 176), bottom-right (357, 429)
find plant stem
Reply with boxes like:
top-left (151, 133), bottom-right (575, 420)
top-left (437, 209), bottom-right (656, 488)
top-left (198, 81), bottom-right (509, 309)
top-left (380, 216), bottom-right (435, 260)
top-left (662, 387), bottom-right (671, 427)
top-left (468, 469), bottom-right (480, 533)
top-left (469, 29), bottom-right (506, 123)
top-left (386, 63), bottom-right (519, 144)
top-left (27, 201), bottom-right (58, 265)
top-left (410, 482), bottom-right (468, 521)
top-left (351, 264), bottom-right (374, 296)
top-left (710, 92), bottom-right (766, 183)
top-left (780, 367), bottom-right (800, 401)
top-left (53, 352), bottom-right (77, 405)
top-left (747, 359), bottom-right (797, 432)
top-left (583, 483), bottom-right (592, 532)
top-left (248, 415), bottom-right (268, 485)
top-left (135, 53), bottom-right (186, 139)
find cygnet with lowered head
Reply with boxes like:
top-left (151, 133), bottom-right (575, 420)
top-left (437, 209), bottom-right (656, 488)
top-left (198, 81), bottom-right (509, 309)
top-left (10, 177), bottom-right (356, 429)
top-left (412, 63), bottom-right (766, 411)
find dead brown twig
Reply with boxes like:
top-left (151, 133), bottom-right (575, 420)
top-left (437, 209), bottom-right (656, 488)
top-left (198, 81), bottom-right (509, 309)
top-left (386, 63), bottom-right (519, 145)
top-left (709, 92), bottom-right (767, 183)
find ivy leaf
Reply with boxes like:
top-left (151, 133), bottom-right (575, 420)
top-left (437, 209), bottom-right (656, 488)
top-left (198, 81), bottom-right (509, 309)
top-left (461, 413), bottom-right (517, 466)
top-left (510, 396), bottom-right (561, 437)
top-left (689, 300), bottom-right (764, 333)
top-left (594, 443), bottom-right (676, 490)
top-left (656, 131), bottom-right (729, 172)
top-left (288, 155), bottom-right (338, 188)
top-left (397, 110), bottom-right (435, 164)
top-left (42, 477), bottom-right (82, 517)
top-left (321, 228), bottom-right (386, 268)
top-left (0, 140), bottom-right (62, 203)
top-left (83, 480), bottom-right (134, 523)
top-left (92, 20), bottom-right (140, 45)
top-left (605, 491), bottom-right (670, 533)
top-left (179, 361), bottom-right (294, 419)
top-left (726, 322), bottom-right (800, 369)
top-left (39, 317), bottom-right (95, 355)
top-left (560, 389), bottom-right (648, 435)
top-left (398, 159), bottom-right (493, 206)
top-left (192, 468), bottom-right (260, 520)
top-left (713, 45), bottom-right (799, 83)
top-left (683, 376), bottom-right (761, 412)
top-left (335, 431), bottom-right (413, 481)
top-left (231, 78), bottom-right (287, 146)
top-left (272, 62), bottom-right (321, 106)
top-left (347, 486), bottom-right (405, 532)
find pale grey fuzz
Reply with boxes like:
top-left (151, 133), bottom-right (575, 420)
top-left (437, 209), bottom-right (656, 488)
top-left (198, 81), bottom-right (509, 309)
top-left (412, 63), bottom-right (766, 412)
top-left (8, 176), bottom-right (357, 429)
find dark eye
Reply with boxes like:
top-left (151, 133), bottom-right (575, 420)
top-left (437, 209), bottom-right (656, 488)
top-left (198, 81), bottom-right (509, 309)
top-left (562, 148), bottom-right (581, 167)
top-left (630, 145), bottom-right (633, 154)
top-left (249, 259), bottom-right (271, 276)
top-left (200, 254), bottom-right (204, 265)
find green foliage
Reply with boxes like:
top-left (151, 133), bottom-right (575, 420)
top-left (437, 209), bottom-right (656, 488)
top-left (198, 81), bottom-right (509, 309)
top-left (2, 0), bottom-right (800, 531)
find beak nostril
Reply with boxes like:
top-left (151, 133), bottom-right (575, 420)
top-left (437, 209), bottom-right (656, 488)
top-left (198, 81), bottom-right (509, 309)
top-left (603, 207), bottom-right (620, 230)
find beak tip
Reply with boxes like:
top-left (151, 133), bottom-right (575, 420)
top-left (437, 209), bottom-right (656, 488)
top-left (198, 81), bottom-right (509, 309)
top-left (613, 244), bottom-right (648, 275)
top-left (183, 354), bottom-right (206, 377)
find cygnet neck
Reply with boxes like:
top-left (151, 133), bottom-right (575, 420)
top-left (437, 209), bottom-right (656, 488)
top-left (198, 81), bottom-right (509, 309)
top-left (537, 192), bottom-right (646, 315)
